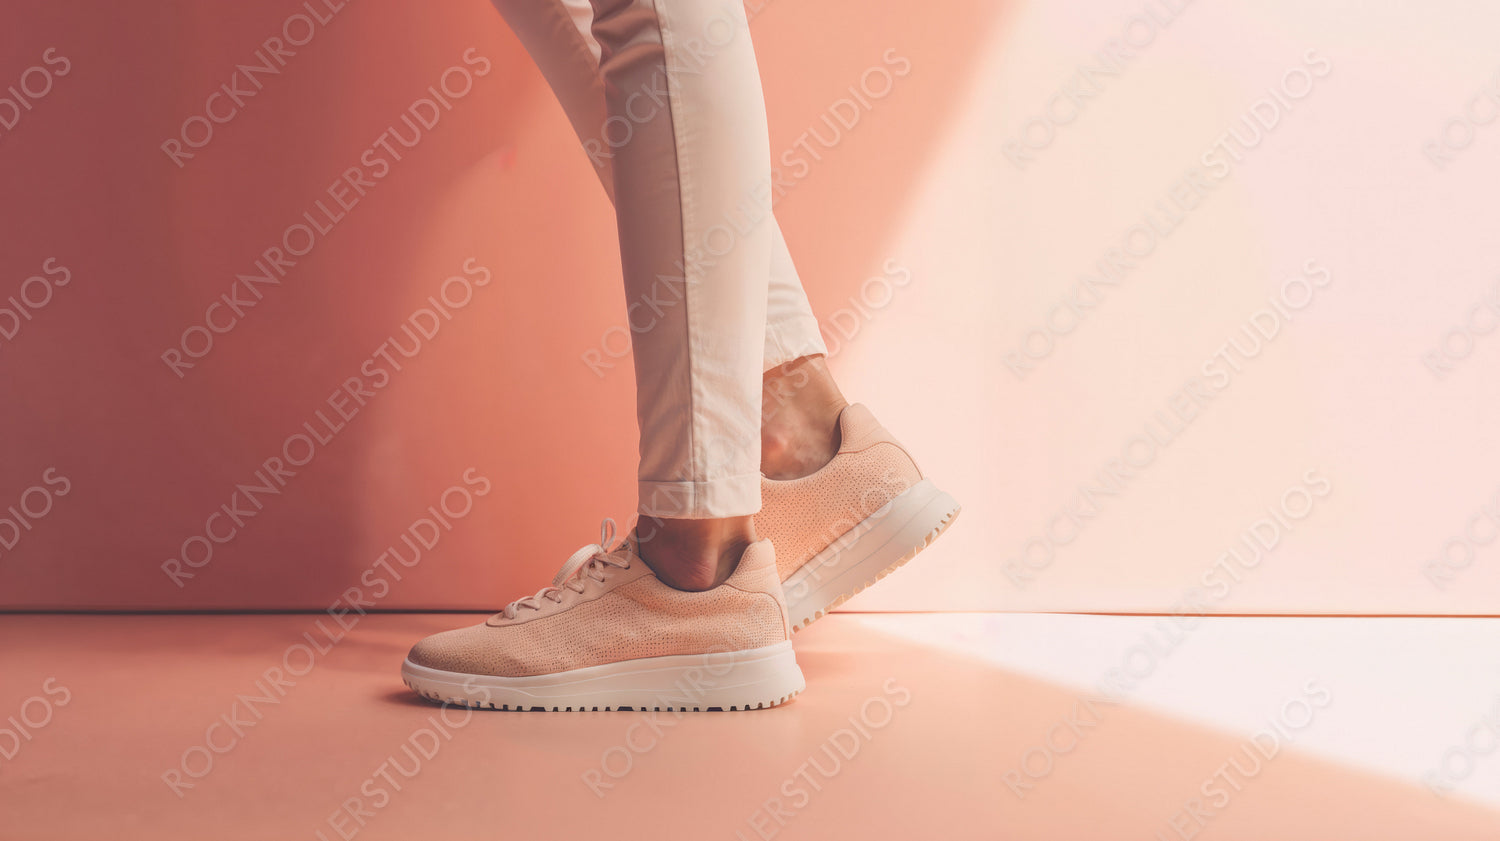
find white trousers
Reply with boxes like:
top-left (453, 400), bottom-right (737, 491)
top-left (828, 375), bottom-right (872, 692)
top-left (490, 0), bottom-right (828, 518)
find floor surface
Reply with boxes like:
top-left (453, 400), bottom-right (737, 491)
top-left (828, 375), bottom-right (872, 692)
top-left (1, 613), bottom-right (1498, 840)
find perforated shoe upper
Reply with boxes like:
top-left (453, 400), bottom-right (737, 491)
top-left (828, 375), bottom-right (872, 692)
top-left (406, 536), bottom-right (789, 678)
top-left (755, 404), bottom-right (924, 581)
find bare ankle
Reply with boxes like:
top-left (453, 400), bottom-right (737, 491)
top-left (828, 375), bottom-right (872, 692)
top-left (635, 516), bottom-right (755, 591)
top-left (761, 355), bottom-right (848, 480)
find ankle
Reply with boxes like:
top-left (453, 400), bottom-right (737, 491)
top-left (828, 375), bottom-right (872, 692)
top-left (761, 356), bottom-right (847, 480)
top-left (760, 420), bottom-right (838, 480)
top-left (635, 516), bottom-right (755, 591)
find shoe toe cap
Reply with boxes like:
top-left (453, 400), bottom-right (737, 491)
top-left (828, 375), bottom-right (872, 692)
top-left (406, 626), bottom-right (480, 672)
top-left (406, 623), bottom-right (529, 677)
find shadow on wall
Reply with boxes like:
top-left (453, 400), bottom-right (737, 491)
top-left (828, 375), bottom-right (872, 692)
top-left (0, 0), bottom-right (1004, 609)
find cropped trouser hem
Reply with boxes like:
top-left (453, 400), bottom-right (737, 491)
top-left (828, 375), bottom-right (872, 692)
top-left (764, 314), bottom-right (828, 372)
top-left (638, 470), bottom-right (763, 519)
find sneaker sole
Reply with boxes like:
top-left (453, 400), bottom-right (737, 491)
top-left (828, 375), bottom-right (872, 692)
top-left (401, 641), bottom-right (805, 711)
top-left (783, 478), bottom-right (962, 633)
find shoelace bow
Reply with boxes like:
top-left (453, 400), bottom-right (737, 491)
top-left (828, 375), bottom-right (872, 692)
top-left (498, 518), bottom-right (630, 620)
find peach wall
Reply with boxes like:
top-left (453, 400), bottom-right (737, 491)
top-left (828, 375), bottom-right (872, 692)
top-left (843, 0), bottom-right (1500, 615)
top-left (2, 0), bottom-right (1497, 614)
top-left (0, 0), bottom-right (995, 609)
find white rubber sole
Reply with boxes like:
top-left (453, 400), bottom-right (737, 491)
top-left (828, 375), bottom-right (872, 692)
top-left (401, 641), bottom-right (805, 711)
top-left (783, 478), bottom-right (961, 632)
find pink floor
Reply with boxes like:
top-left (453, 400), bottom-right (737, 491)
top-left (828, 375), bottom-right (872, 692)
top-left (2, 613), bottom-right (1498, 840)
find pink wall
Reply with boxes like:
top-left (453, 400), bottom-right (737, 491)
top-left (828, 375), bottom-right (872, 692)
top-left (6, 0), bottom-right (1498, 615)
top-left (0, 0), bottom-right (997, 609)
top-left (841, 0), bottom-right (1500, 615)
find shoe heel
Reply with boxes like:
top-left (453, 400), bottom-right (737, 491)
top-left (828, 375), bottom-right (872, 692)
top-left (783, 479), bottom-right (961, 632)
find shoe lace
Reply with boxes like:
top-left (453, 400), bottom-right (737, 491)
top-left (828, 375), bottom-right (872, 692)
top-left (498, 518), bottom-right (630, 620)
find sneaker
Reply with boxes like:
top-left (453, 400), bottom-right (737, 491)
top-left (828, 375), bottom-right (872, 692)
top-left (756, 403), bottom-right (961, 632)
top-left (401, 520), bottom-right (805, 711)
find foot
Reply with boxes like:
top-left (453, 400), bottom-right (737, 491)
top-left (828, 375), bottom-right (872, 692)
top-left (754, 404), bottom-right (962, 632)
top-left (400, 520), bottom-right (804, 711)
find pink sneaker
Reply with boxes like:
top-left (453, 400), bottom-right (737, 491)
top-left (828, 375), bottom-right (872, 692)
top-left (401, 521), bottom-right (805, 711)
top-left (756, 404), bottom-right (961, 631)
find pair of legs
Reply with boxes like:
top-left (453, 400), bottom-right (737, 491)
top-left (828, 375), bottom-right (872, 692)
top-left (490, 0), bottom-right (848, 588)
